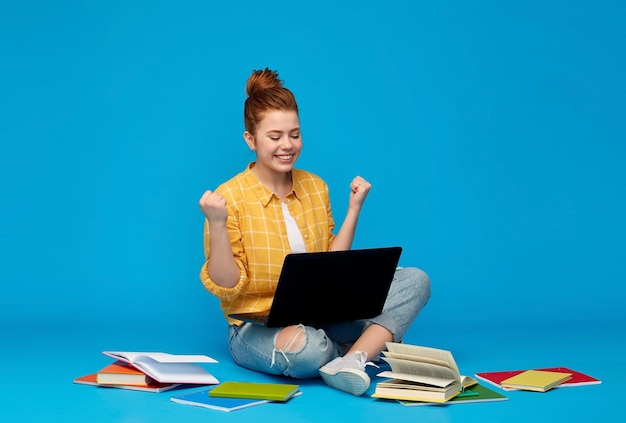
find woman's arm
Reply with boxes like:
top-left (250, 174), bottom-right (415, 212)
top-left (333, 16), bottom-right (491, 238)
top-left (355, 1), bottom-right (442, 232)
top-left (199, 190), bottom-right (240, 288)
top-left (330, 176), bottom-right (371, 251)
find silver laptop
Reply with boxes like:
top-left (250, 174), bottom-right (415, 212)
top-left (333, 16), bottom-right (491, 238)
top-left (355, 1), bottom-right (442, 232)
top-left (229, 246), bottom-right (402, 328)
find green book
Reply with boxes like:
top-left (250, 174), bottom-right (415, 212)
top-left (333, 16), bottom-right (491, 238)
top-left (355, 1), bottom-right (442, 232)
top-left (398, 384), bottom-right (508, 406)
top-left (209, 381), bottom-right (300, 402)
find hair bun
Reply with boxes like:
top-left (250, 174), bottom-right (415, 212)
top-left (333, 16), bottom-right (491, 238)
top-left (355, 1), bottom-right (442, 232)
top-left (246, 68), bottom-right (283, 97)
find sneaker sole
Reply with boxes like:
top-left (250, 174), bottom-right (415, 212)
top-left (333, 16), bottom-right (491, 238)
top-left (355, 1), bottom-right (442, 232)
top-left (319, 367), bottom-right (370, 396)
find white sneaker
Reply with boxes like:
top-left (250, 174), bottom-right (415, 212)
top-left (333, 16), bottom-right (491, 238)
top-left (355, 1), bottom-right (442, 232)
top-left (319, 351), bottom-right (376, 396)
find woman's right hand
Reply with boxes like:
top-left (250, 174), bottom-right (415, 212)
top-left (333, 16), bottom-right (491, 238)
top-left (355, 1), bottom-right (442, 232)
top-left (199, 190), bottom-right (228, 225)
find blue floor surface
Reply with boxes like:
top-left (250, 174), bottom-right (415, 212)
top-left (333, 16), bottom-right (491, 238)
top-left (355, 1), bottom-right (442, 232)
top-left (2, 319), bottom-right (622, 423)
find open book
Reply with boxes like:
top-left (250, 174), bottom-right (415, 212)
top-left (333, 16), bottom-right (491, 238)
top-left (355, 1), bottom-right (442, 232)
top-left (102, 351), bottom-right (219, 385)
top-left (372, 343), bottom-right (477, 403)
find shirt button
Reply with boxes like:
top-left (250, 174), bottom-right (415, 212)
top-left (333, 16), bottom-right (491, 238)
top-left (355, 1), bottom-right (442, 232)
top-left (304, 234), bottom-right (309, 239)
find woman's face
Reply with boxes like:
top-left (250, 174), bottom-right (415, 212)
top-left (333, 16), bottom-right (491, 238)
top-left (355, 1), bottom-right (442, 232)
top-left (245, 109), bottom-right (302, 176)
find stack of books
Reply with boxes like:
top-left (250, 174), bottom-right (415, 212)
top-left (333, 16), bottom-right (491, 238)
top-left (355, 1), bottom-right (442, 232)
top-left (170, 381), bottom-right (302, 412)
top-left (475, 367), bottom-right (601, 392)
top-left (371, 342), bottom-right (486, 405)
top-left (73, 351), bottom-right (219, 393)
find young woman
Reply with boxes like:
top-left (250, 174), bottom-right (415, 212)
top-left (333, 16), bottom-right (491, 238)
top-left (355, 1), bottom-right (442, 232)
top-left (199, 68), bottom-right (431, 396)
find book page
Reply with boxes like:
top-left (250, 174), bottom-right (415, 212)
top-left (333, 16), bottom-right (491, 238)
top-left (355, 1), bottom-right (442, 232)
top-left (383, 352), bottom-right (452, 369)
top-left (132, 356), bottom-right (219, 384)
top-left (377, 378), bottom-right (454, 392)
top-left (138, 353), bottom-right (217, 363)
top-left (385, 343), bottom-right (460, 375)
top-left (382, 357), bottom-right (459, 382)
top-left (103, 351), bottom-right (217, 364)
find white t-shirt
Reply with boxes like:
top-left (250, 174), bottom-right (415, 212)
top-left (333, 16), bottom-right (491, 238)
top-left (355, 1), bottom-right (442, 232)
top-left (281, 202), bottom-right (306, 253)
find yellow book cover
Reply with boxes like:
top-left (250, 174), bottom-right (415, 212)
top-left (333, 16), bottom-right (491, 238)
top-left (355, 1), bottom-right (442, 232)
top-left (500, 370), bottom-right (572, 392)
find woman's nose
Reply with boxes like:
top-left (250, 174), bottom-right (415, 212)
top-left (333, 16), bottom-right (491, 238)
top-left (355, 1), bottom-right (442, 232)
top-left (279, 135), bottom-right (293, 149)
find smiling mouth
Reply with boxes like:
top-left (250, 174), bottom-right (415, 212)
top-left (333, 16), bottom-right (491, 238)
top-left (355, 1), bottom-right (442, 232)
top-left (275, 154), bottom-right (294, 160)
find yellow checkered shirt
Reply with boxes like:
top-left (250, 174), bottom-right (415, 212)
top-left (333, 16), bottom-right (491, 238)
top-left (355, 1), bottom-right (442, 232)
top-left (200, 163), bottom-right (336, 325)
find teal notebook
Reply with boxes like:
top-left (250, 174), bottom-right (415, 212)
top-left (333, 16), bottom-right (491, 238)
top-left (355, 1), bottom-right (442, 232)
top-left (399, 384), bottom-right (508, 406)
top-left (209, 381), bottom-right (300, 402)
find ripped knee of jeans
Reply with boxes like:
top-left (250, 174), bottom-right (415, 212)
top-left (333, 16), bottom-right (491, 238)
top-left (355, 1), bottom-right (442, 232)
top-left (274, 324), bottom-right (307, 353)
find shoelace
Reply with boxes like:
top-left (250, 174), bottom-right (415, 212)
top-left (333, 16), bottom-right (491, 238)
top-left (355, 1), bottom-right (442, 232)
top-left (355, 351), bottom-right (379, 371)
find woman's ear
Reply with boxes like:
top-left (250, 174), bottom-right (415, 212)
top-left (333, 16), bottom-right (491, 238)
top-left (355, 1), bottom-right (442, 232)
top-left (243, 131), bottom-right (256, 151)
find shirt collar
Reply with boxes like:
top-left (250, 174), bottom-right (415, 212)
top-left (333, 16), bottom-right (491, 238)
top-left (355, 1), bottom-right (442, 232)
top-left (290, 170), bottom-right (305, 199)
top-left (243, 163), bottom-right (301, 207)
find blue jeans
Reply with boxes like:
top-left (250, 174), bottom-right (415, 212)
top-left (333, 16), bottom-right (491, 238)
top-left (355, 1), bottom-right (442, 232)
top-left (226, 267), bottom-right (431, 379)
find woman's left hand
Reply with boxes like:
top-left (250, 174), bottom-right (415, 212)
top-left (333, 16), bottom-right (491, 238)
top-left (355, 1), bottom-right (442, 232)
top-left (349, 176), bottom-right (371, 210)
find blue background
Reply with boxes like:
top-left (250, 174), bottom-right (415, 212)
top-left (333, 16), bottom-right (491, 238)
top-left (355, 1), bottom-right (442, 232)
top-left (1, 1), bottom-right (624, 422)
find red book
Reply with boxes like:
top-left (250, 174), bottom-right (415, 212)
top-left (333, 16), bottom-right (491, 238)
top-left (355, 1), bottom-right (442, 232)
top-left (475, 367), bottom-right (601, 390)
